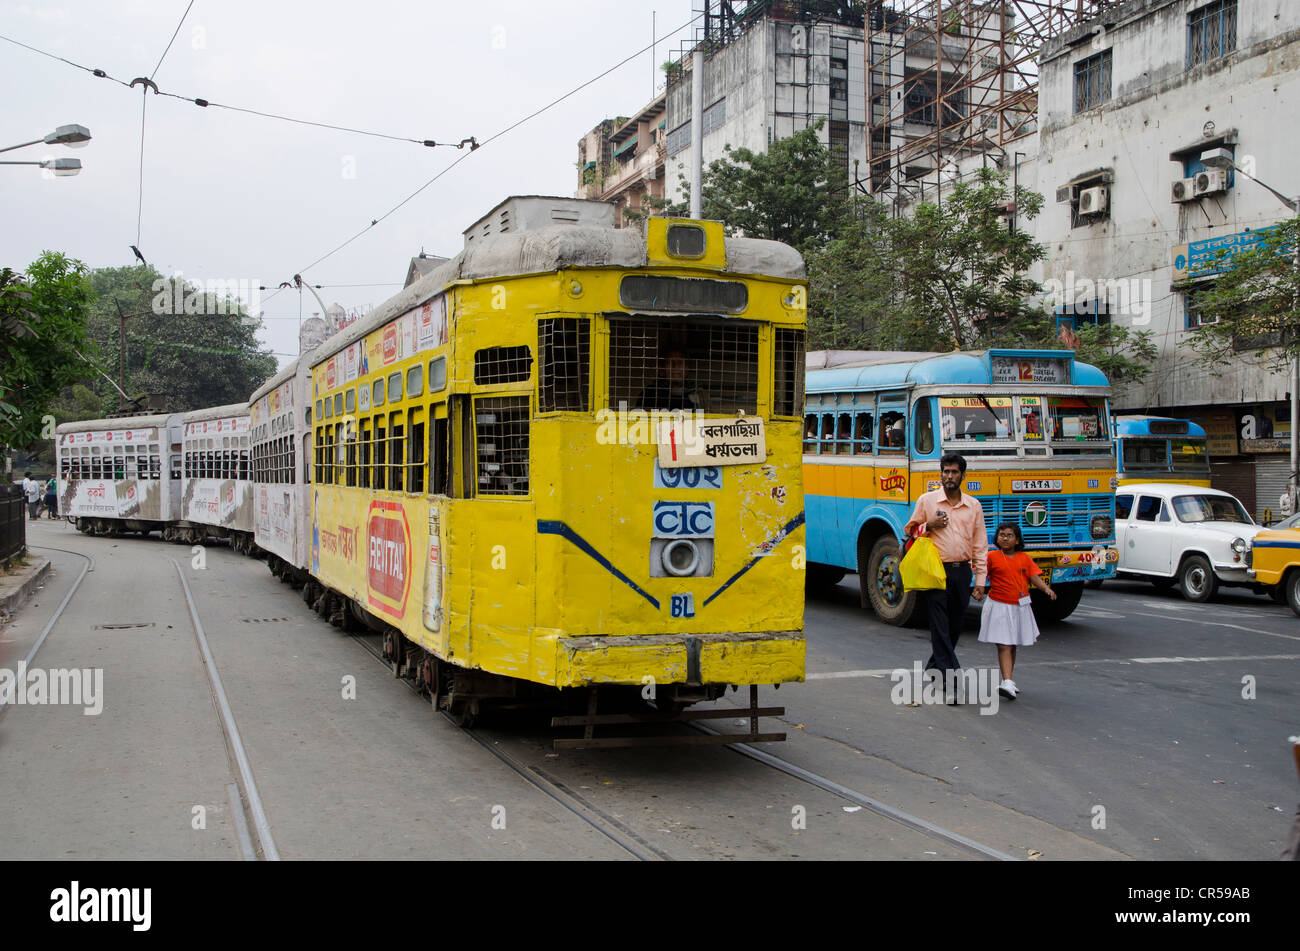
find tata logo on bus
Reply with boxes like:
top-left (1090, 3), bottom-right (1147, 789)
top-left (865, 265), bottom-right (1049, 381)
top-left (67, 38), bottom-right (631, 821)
top-left (367, 501), bottom-right (411, 619)
top-left (1024, 502), bottom-right (1048, 528)
top-left (879, 470), bottom-right (906, 492)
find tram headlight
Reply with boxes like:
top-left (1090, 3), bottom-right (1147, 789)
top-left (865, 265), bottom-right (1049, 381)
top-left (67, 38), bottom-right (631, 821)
top-left (662, 539), bottom-right (701, 577)
top-left (1090, 515), bottom-right (1113, 539)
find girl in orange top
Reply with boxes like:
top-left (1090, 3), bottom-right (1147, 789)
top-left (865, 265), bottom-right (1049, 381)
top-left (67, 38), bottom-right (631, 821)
top-left (978, 522), bottom-right (1055, 700)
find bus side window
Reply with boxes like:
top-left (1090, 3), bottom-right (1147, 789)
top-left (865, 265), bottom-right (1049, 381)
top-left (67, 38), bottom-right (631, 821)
top-left (853, 413), bottom-right (873, 454)
top-left (820, 413), bottom-right (835, 455)
top-left (804, 414), bottom-right (818, 453)
top-left (836, 413), bottom-right (852, 455)
top-left (914, 398), bottom-right (934, 455)
top-left (879, 411), bottom-right (906, 452)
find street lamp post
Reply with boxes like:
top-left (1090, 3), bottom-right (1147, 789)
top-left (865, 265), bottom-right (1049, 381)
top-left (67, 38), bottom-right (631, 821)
top-left (1200, 149), bottom-right (1300, 517)
top-left (0, 124), bottom-right (91, 177)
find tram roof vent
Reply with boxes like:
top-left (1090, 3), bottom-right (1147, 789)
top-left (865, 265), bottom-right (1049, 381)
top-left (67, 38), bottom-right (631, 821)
top-left (463, 196), bottom-right (616, 248)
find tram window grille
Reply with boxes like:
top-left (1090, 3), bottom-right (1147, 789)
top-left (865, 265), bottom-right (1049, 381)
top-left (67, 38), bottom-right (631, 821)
top-left (374, 422), bottom-right (387, 490)
top-left (474, 346), bottom-right (534, 386)
top-left (389, 413), bottom-right (405, 492)
top-left (409, 411), bottom-right (425, 494)
top-left (151, 456), bottom-right (161, 479)
top-left (346, 432), bottom-right (358, 487)
top-left (289, 438), bottom-right (296, 485)
top-left (431, 416), bottom-right (449, 495)
top-left (774, 328), bottom-right (805, 418)
top-left (475, 396), bottom-right (530, 497)
top-left (610, 318), bottom-right (759, 415)
top-left (539, 318), bottom-right (590, 413)
top-left (359, 422), bottom-right (372, 488)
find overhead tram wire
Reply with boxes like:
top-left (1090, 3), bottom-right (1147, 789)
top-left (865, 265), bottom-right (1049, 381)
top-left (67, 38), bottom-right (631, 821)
top-left (150, 0), bottom-right (197, 81)
top-left (290, 10), bottom-right (706, 277)
top-left (0, 32), bottom-right (475, 150)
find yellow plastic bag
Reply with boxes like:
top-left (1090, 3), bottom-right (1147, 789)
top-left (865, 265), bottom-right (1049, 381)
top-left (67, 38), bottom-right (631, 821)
top-left (899, 536), bottom-right (947, 591)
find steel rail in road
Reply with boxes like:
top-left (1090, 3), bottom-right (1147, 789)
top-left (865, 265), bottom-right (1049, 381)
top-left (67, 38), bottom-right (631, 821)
top-left (347, 631), bottom-right (664, 861)
top-left (171, 559), bottom-right (281, 861)
top-left (0, 545), bottom-right (92, 718)
top-left (693, 722), bottom-right (1018, 861)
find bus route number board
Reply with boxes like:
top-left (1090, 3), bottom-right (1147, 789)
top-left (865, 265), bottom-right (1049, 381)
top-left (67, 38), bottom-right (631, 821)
top-left (992, 356), bottom-right (1068, 384)
top-left (1012, 479), bottom-right (1063, 492)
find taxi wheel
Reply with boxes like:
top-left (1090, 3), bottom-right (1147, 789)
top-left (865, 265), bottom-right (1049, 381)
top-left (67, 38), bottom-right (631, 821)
top-left (1286, 571), bottom-right (1300, 619)
top-left (1179, 555), bottom-right (1218, 603)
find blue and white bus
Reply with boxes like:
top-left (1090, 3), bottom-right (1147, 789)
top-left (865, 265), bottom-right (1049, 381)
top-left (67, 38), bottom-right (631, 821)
top-left (803, 349), bottom-right (1119, 624)
top-left (1114, 416), bottom-right (1211, 487)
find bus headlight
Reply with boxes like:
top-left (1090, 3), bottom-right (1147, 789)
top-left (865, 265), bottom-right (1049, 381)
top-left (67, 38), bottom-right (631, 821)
top-left (662, 540), bottom-right (701, 577)
top-left (1090, 515), bottom-right (1113, 539)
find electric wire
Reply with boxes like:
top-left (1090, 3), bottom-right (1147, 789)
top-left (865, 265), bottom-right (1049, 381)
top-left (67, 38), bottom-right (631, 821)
top-left (151, 0), bottom-right (196, 81)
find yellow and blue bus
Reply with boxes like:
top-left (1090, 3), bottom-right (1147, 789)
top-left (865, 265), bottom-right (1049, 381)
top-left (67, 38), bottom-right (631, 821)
top-left (803, 349), bottom-right (1119, 624)
top-left (1114, 416), bottom-right (1211, 487)
top-left (303, 197), bottom-right (807, 739)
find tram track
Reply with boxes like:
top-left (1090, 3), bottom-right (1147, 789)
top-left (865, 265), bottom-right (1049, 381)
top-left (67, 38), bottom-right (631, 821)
top-left (346, 630), bottom-right (663, 861)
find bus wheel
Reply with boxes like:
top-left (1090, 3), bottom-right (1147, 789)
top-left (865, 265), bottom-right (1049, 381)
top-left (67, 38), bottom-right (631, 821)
top-left (863, 535), bottom-right (919, 627)
top-left (806, 563), bottom-right (846, 591)
top-left (1033, 582), bottom-right (1083, 622)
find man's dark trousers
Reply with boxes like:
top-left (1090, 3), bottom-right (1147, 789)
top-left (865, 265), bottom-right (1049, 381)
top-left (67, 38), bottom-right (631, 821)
top-left (924, 563), bottom-right (972, 673)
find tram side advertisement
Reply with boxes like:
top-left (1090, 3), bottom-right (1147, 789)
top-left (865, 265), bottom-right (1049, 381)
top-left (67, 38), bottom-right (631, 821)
top-left (58, 428), bottom-right (163, 520)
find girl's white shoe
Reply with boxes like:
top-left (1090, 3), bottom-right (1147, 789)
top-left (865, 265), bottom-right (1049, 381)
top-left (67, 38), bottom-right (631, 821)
top-left (998, 679), bottom-right (1019, 700)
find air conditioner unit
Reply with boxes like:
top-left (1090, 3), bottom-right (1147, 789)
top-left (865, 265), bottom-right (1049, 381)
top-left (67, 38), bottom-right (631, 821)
top-left (1078, 185), bottom-right (1109, 215)
top-left (1171, 177), bottom-right (1197, 202)
top-left (1194, 168), bottom-right (1229, 196)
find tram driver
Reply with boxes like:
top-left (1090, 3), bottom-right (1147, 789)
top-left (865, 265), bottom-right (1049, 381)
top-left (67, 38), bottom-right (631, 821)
top-left (636, 348), bottom-right (709, 413)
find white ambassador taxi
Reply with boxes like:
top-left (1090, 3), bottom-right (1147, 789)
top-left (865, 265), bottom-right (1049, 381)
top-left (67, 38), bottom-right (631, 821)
top-left (1113, 483), bottom-right (1266, 602)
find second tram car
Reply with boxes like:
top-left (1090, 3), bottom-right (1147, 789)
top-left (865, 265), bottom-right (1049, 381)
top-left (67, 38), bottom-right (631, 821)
top-left (178, 404), bottom-right (256, 550)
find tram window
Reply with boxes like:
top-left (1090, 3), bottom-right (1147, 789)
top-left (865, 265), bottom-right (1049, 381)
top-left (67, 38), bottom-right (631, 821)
top-left (475, 396), bottom-right (530, 497)
top-left (803, 414), bottom-right (818, 453)
top-left (539, 318), bottom-right (590, 413)
top-left (332, 394), bottom-right (342, 418)
top-left (853, 413), bottom-right (874, 454)
top-left (315, 399), bottom-right (323, 421)
top-left (346, 424), bottom-right (358, 488)
top-left (374, 419), bottom-right (387, 491)
top-left (170, 456), bottom-right (181, 480)
top-left (611, 318), bottom-right (759, 415)
top-left (372, 380), bottom-right (385, 408)
top-left (150, 456), bottom-right (161, 479)
top-left (345, 389), bottom-right (356, 415)
top-left (288, 438), bottom-right (296, 486)
top-left (474, 346), bottom-right (534, 386)
top-left (240, 450), bottom-right (250, 481)
top-left (429, 356), bottom-right (448, 395)
top-left (359, 421), bottom-right (372, 489)
top-left (914, 398), bottom-right (935, 454)
top-left (324, 398), bottom-right (332, 420)
top-left (335, 423), bottom-right (346, 485)
top-left (388, 372), bottom-right (403, 404)
top-left (408, 408), bottom-right (425, 494)
top-left (819, 414), bottom-right (835, 454)
top-left (313, 432), bottom-right (322, 484)
top-left (407, 365), bottom-right (424, 400)
top-left (879, 412), bottom-right (906, 452)
top-left (126, 455), bottom-right (138, 478)
top-left (431, 415), bottom-right (449, 495)
top-left (773, 328), bottom-right (805, 418)
top-left (835, 413), bottom-right (853, 454)
top-left (389, 411), bottom-right (405, 492)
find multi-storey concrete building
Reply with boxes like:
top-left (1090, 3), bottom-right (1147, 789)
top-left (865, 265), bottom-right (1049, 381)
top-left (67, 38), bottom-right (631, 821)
top-left (1034, 0), bottom-right (1299, 513)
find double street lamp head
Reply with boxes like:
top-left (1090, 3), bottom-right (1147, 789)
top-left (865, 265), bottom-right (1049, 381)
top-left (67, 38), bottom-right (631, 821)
top-left (42, 157), bottom-right (82, 177)
top-left (44, 124), bottom-right (91, 148)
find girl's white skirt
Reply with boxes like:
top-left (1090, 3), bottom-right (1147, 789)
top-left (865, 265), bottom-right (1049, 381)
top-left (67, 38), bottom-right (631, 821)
top-left (978, 596), bottom-right (1041, 646)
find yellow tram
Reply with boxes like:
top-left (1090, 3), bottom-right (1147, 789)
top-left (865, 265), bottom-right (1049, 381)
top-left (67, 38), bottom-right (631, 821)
top-left (304, 197), bottom-right (807, 735)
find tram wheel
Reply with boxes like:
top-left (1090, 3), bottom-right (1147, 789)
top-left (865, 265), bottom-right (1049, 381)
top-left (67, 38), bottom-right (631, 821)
top-left (862, 535), bottom-right (920, 627)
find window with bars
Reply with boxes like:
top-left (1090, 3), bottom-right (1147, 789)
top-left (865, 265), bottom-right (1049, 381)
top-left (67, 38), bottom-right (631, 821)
top-left (1073, 50), bottom-right (1111, 113)
top-left (1188, 0), bottom-right (1236, 69)
top-left (539, 317), bottom-right (591, 413)
top-left (774, 328), bottom-right (805, 418)
top-left (474, 346), bottom-right (533, 385)
top-left (475, 396), bottom-right (530, 497)
top-left (611, 318), bottom-right (759, 415)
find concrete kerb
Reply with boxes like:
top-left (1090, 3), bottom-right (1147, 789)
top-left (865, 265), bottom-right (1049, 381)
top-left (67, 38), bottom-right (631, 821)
top-left (0, 557), bottom-right (52, 626)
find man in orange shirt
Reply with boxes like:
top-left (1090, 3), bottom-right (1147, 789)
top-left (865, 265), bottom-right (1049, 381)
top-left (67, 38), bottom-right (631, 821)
top-left (904, 453), bottom-right (987, 697)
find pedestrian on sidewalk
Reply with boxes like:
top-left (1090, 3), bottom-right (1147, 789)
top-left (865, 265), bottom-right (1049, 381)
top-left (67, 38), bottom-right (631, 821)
top-left (44, 476), bottom-right (58, 519)
top-left (22, 471), bottom-right (42, 519)
top-left (979, 522), bottom-right (1055, 701)
top-left (903, 452), bottom-right (986, 701)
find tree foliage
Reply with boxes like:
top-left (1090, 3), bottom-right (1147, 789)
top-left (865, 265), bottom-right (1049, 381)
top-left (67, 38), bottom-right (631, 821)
top-left (1, 253), bottom-right (98, 450)
top-left (85, 266), bottom-right (278, 414)
top-left (1187, 218), bottom-right (1300, 371)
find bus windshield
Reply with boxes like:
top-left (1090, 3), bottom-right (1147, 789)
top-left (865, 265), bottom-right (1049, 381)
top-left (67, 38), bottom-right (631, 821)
top-left (1046, 396), bottom-right (1109, 442)
top-left (1171, 438), bottom-right (1208, 472)
top-left (939, 397), bottom-right (1014, 444)
top-left (939, 394), bottom-right (1111, 455)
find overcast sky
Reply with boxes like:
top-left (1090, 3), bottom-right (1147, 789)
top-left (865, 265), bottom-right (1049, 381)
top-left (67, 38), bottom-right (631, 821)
top-left (1, 0), bottom-right (698, 368)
